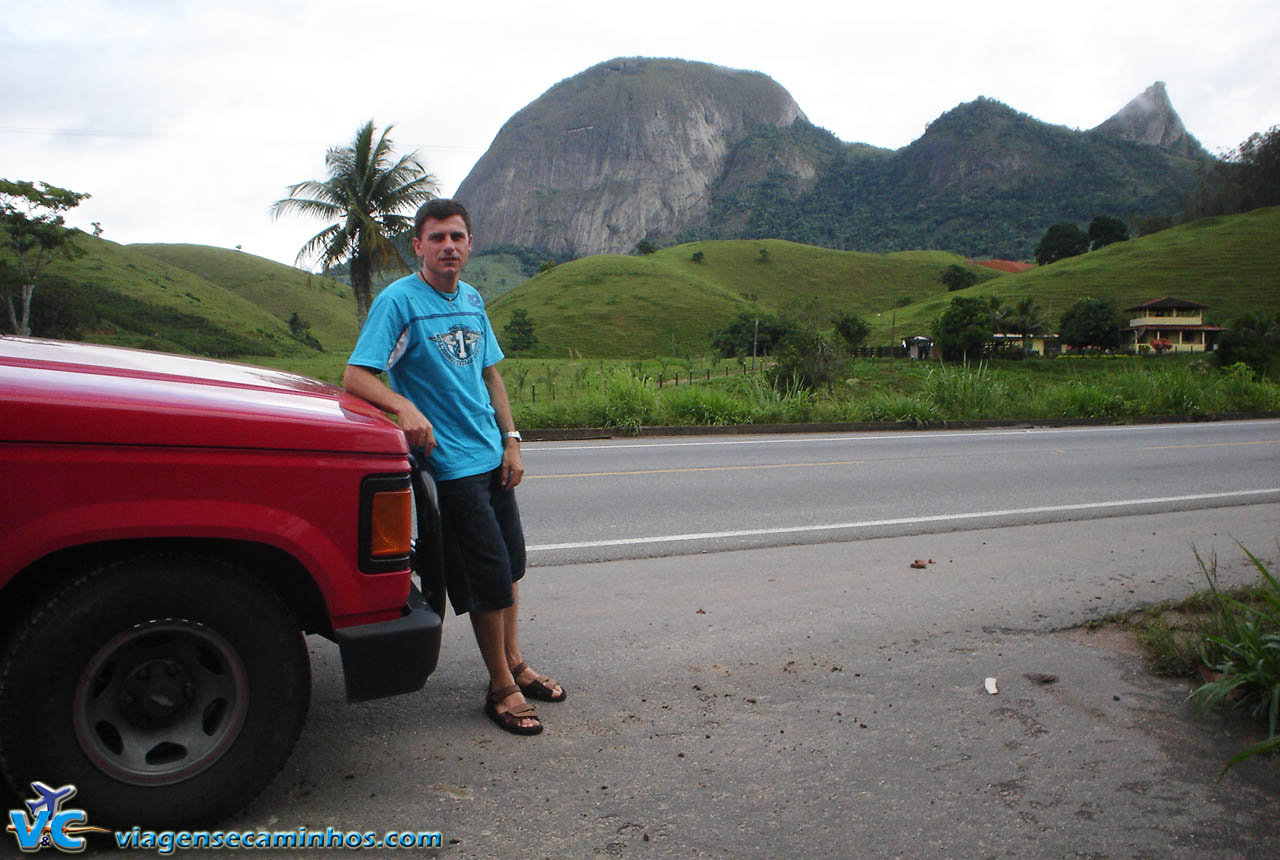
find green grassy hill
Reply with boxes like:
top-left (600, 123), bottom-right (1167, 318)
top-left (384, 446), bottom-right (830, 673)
top-left (460, 252), bottom-right (531, 302)
top-left (24, 236), bottom-right (358, 376)
top-left (487, 240), bottom-right (992, 357)
top-left (867, 205), bottom-right (1280, 342)
top-left (131, 243), bottom-right (359, 357)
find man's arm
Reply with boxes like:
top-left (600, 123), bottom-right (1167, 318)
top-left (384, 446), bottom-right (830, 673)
top-left (483, 364), bottom-right (524, 489)
top-left (343, 364), bottom-right (435, 453)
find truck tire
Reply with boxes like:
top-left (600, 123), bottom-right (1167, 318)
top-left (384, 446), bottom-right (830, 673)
top-left (0, 554), bottom-right (310, 827)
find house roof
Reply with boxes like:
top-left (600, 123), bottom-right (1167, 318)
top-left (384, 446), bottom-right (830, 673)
top-left (1125, 297), bottom-right (1210, 312)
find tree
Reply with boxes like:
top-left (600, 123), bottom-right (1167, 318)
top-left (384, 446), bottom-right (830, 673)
top-left (770, 323), bottom-right (839, 391)
top-left (1215, 310), bottom-right (1280, 377)
top-left (503, 308), bottom-right (538, 353)
top-left (271, 121), bottom-right (437, 326)
top-left (1231, 125), bottom-right (1280, 210)
top-left (932, 296), bottom-right (992, 361)
top-left (1006, 297), bottom-right (1048, 350)
top-left (832, 313), bottom-right (869, 350)
top-left (986, 296), bottom-right (1011, 334)
top-left (691, 251), bottom-right (704, 264)
top-left (1034, 222), bottom-right (1089, 265)
top-left (709, 312), bottom-right (790, 359)
top-left (634, 240), bottom-right (656, 255)
top-left (1059, 297), bottom-right (1122, 351)
top-left (1087, 215), bottom-right (1130, 251)
top-left (941, 264), bottom-right (978, 291)
top-left (0, 179), bottom-right (91, 336)
top-left (287, 311), bottom-right (323, 352)
top-left (1186, 125), bottom-right (1280, 218)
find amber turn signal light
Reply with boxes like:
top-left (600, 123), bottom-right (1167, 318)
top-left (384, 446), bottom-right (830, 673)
top-left (368, 488), bottom-right (413, 558)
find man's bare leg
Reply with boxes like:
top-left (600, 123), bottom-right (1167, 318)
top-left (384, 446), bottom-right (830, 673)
top-left (505, 582), bottom-right (564, 700)
top-left (470, 607), bottom-right (537, 729)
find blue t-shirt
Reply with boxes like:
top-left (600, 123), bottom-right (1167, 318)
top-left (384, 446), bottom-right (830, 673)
top-left (348, 274), bottom-right (505, 480)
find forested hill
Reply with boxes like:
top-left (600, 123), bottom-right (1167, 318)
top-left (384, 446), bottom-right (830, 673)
top-left (693, 98), bottom-right (1204, 259)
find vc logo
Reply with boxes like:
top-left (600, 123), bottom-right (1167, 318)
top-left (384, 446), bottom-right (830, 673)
top-left (5, 782), bottom-right (109, 853)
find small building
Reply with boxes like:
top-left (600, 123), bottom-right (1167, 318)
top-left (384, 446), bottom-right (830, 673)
top-left (991, 332), bottom-right (1060, 356)
top-left (901, 335), bottom-right (934, 360)
top-left (1123, 297), bottom-right (1223, 353)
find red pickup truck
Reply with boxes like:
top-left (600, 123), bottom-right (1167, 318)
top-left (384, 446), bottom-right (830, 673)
top-left (0, 336), bottom-right (444, 826)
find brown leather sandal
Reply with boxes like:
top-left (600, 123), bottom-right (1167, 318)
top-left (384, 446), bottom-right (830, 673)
top-left (484, 684), bottom-right (543, 735)
top-left (511, 661), bottom-right (567, 703)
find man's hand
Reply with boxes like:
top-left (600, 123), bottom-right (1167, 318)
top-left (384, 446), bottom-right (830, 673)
top-left (500, 440), bottom-right (524, 489)
top-left (483, 364), bottom-right (523, 489)
top-left (397, 402), bottom-right (436, 453)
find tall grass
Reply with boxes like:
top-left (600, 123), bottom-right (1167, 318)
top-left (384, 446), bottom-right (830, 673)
top-left (505, 356), bottom-right (1280, 430)
top-left (1189, 546), bottom-right (1280, 775)
top-left (602, 368), bottom-right (658, 433)
top-left (1128, 546), bottom-right (1280, 775)
top-left (725, 374), bottom-right (819, 424)
top-left (1025, 379), bottom-right (1127, 419)
top-left (921, 361), bottom-right (1010, 420)
top-left (857, 391), bottom-right (943, 427)
top-left (658, 385), bottom-right (752, 426)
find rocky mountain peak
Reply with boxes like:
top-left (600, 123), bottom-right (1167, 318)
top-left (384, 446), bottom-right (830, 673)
top-left (1091, 81), bottom-right (1209, 158)
top-left (453, 57), bottom-right (807, 256)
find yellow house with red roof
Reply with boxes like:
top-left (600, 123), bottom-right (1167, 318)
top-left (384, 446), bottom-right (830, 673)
top-left (1124, 297), bottom-right (1223, 353)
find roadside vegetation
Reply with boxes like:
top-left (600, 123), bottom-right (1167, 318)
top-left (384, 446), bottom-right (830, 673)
top-left (474, 353), bottom-right (1280, 432)
top-left (1109, 546), bottom-right (1280, 774)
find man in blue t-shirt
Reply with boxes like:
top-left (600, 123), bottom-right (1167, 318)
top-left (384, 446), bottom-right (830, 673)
top-left (345, 199), bottom-right (564, 736)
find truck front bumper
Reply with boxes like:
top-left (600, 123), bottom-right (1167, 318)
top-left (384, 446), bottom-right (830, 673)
top-left (332, 586), bottom-right (442, 702)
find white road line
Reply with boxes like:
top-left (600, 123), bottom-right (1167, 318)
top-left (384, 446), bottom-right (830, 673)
top-left (526, 488), bottom-right (1280, 551)
top-left (530, 420), bottom-right (1279, 452)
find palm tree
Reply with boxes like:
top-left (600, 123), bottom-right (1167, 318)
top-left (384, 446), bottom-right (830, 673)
top-left (272, 121), bottom-right (438, 325)
top-left (1007, 297), bottom-right (1048, 350)
top-left (987, 296), bottom-right (1012, 334)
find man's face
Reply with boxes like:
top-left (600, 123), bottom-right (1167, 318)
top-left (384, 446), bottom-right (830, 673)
top-left (413, 214), bottom-right (472, 285)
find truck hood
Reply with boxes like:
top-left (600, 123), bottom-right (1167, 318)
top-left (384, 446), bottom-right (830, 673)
top-left (0, 337), bottom-right (408, 455)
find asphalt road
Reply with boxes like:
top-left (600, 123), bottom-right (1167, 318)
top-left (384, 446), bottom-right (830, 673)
top-left (519, 420), bottom-right (1280, 564)
top-left (52, 422), bottom-right (1280, 859)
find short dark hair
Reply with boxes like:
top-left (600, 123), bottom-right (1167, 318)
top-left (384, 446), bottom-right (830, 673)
top-left (413, 198), bottom-right (472, 239)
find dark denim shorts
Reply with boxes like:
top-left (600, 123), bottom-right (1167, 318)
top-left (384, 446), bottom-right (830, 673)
top-left (434, 466), bottom-right (526, 615)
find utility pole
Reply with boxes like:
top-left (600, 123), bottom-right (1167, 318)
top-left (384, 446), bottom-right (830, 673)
top-left (751, 318), bottom-right (759, 373)
top-left (890, 309), bottom-right (896, 370)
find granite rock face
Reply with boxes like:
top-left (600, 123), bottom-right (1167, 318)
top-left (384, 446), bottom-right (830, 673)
top-left (454, 57), bottom-right (806, 256)
top-left (1091, 81), bottom-right (1209, 158)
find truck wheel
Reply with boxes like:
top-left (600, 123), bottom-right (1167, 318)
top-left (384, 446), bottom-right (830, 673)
top-left (0, 555), bottom-right (310, 827)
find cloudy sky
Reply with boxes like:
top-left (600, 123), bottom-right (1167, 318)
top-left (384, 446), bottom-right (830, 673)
top-left (3, 0), bottom-right (1277, 267)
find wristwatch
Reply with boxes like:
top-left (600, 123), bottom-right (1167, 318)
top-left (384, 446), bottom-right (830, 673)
top-left (503, 431), bottom-right (522, 442)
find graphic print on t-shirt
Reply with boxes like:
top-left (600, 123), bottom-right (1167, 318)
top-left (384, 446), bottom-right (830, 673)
top-left (431, 324), bottom-right (483, 365)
